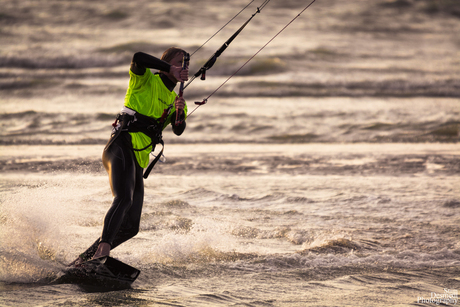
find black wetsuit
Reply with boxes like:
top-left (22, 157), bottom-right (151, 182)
top-left (77, 52), bottom-right (185, 260)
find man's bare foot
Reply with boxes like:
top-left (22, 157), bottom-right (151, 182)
top-left (92, 242), bottom-right (111, 260)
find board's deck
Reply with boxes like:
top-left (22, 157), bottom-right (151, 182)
top-left (54, 256), bottom-right (140, 291)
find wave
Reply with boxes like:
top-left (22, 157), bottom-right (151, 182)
top-left (0, 158), bottom-right (104, 174)
top-left (0, 55), bottom-right (127, 70)
top-left (301, 237), bottom-right (363, 254)
top-left (267, 121), bottom-right (460, 143)
top-left (0, 41), bottom-right (192, 70)
top-left (1, 110), bottom-right (114, 121)
top-left (0, 111), bottom-right (114, 146)
top-left (214, 79), bottom-right (460, 98)
top-left (2, 146), bottom-right (459, 176)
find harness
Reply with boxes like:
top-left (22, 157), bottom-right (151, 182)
top-left (104, 106), bottom-right (171, 179)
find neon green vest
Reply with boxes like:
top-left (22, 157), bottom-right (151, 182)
top-left (124, 69), bottom-right (187, 168)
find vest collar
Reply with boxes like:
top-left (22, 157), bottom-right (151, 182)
top-left (158, 72), bottom-right (176, 92)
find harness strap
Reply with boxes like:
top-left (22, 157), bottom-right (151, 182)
top-left (104, 111), bottom-right (167, 179)
top-left (143, 139), bottom-right (164, 179)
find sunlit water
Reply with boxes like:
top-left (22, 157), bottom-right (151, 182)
top-left (1, 0), bottom-right (460, 306)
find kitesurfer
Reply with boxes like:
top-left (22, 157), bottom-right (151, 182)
top-left (69, 47), bottom-right (189, 266)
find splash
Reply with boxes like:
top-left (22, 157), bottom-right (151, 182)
top-left (144, 217), bottom-right (238, 265)
top-left (0, 174), bottom-right (106, 283)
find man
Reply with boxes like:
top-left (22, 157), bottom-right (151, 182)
top-left (69, 47), bottom-right (189, 266)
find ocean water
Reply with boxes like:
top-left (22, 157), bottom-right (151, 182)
top-left (1, 0), bottom-right (460, 306)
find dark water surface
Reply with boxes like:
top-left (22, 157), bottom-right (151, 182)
top-left (1, 0), bottom-right (460, 306)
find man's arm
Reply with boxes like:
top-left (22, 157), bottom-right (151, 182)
top-left (130, 52), bottom-right (171, 75)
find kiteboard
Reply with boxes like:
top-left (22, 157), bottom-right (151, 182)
top-left (54, 256), bottom-right (140, 291)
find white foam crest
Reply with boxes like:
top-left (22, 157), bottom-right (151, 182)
top-left (145, 217), bottom-right (236, 264)
top-left (295, 248), bottom-right (460, 271)
top-left (302, 230), bottom-right (354, 249)
top-left (229, 246), bottom-right (460, 274)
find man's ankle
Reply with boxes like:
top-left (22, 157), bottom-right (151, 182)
top-left (92, 242), bottom-right (111, 259)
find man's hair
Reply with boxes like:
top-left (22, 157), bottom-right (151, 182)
top-left (161, 47), bottom-right (186, 64)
